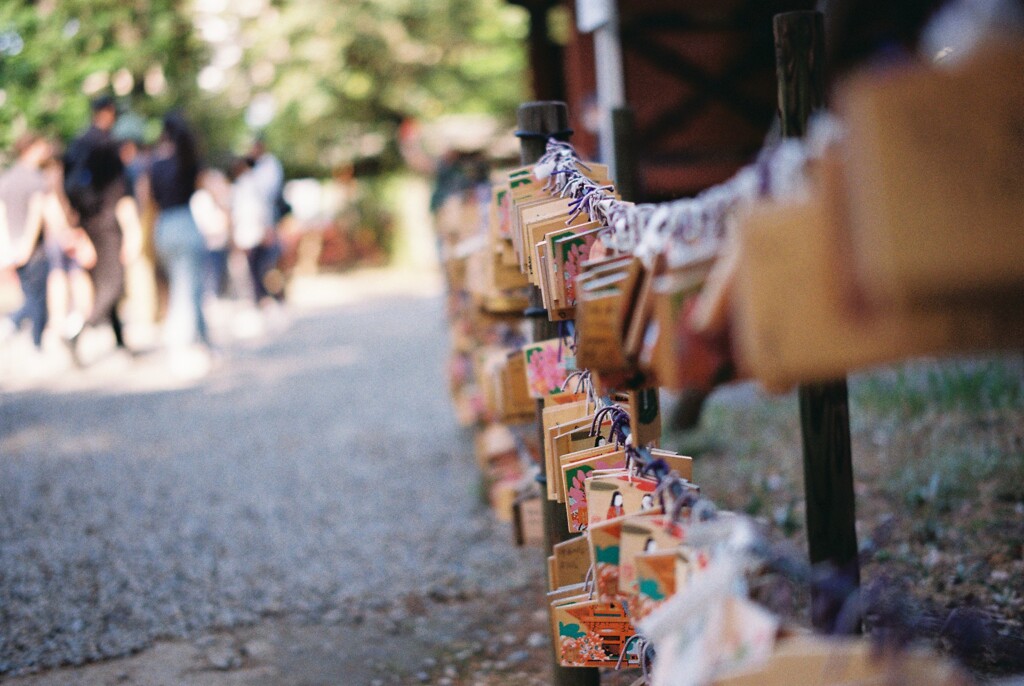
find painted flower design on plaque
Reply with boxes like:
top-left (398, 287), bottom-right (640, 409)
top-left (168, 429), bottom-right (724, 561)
top-left (523, 338), bottom-right (571, 399)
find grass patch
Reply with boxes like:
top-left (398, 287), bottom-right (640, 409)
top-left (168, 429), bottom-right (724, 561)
top-left (887, 444), bottom-right (1024, 511)
top-left (852, 357), bottom-right (1024, 421)
top-left (659, 355), bottom-right (1024, 674)
top-left (664, 355), bottom-right (1024, 544)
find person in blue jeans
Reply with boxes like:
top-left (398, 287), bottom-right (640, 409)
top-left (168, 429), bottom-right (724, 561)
top-left (5, 248), bottom-right (49, 347)
top-left (146, 113), bottom-right (209, 350)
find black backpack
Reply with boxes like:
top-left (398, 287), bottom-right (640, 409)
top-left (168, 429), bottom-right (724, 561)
top-left (64, 158), bottom-right (95, 217)
top-left (64, 139), bottom-right (122, 219)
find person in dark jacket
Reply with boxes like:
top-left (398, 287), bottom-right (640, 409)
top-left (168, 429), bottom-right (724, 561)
top-left (63, 95), bottom-right (142, 360)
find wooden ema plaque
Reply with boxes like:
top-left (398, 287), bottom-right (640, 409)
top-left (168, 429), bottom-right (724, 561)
top-left (713, 636), bottom-right (972, 686)
top-left (732, 196), bottom-right (1024, 390)
top-left (512, 495), bottom-right (544, 547)
top-left (552, 535), bottom-right (592, 588)
top-left (840, 40), bottom-right (1024, 306)
top-left (552, 599), bottom-right (634, 668)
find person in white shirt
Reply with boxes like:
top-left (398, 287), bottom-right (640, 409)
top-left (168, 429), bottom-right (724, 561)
top-left (190, 168), bottom-right (231, 298)
top-left (241, 138), bottom-right (286, 304)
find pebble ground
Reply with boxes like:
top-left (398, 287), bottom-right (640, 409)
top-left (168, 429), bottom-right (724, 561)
top-left (0, 271), bottom-right (536, 678)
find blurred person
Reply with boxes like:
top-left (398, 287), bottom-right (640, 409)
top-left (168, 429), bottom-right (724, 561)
top-left (42, 156), bottom-right (95, 345)
top-left (144, 112), bottom-right (211, 357)
top-left (230, 154), bottom-right (284, 315)
top-left (190, 167), bottom-right (231, 299)
top-left (229, 155), bottom-right (263, 295)
top-left (63, 96), bottom-right (143, 358)
top-left (0, 134), bottom-right (58, 349)
top-left (64, 95), bottom-right (118, 178)
top-left (112, 112), bottom-right (151, 199)
top-left (245, 137), bottom-right (286, 305)
top-left (118, 135), bottom-right (162, 339)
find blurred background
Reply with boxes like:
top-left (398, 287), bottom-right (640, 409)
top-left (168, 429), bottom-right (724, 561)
top-left (0, 0), bottom-right (531, 274)
top-left (1, 1), bottom-right (1022, 684)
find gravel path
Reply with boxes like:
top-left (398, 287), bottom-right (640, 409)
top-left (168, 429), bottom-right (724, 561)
top-left (0, 271), bottom-right (532, 677)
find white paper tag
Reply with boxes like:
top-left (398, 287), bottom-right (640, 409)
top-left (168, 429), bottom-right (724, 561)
top-left (640, 552), bottom-right (777, 686)
top-left (533, 160), bottom-right (556, 181)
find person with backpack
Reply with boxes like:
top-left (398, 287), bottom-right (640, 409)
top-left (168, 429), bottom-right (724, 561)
top-left (62, 95), bottom-right (142, 360)
top-left (63, 96), bottom-right (117, 185)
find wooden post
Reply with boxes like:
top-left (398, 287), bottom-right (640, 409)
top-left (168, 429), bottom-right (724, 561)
top-left (611, 106), bottom-right (638, 202)
top-left (517, 101), bottom-right (572, 167)
top-left (519, 1), bottom-right (568, 102)
top-left (773, 10), bottom-right (861, 634)
top-left (773, 12), bottom-right (826, 141)
top-left (516, 101), bottom-right (600, 686)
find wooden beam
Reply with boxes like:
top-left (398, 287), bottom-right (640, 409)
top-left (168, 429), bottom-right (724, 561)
top-left (516, 101), bottom-right (600, 686)
top-left (773, 9), bottom-right (862, 634)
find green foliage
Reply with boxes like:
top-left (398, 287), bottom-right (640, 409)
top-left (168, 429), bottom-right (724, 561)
top-left (254, 0), bottom-right (527, 174)
top-left (889, 443), bottom-right (1024, 514)
top-left (0, 0), bottom-right (527, 175)
top-left (850, 357), bottom-right (1024, 513)
top-left (852, 359), bottom-right (1024, 420)
top-left (0, 0), bottom-right (204, 151)
top-left (351, 174), bottom-right (395, 254)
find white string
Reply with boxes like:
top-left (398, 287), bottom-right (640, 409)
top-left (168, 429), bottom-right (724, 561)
top-left (533, 132), bottom-right (820, 267)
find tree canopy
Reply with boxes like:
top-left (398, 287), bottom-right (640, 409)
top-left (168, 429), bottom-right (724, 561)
top-left (0, 0), bottom-right (202, 148)
top-left (0, 0), bottom-right (528, 174)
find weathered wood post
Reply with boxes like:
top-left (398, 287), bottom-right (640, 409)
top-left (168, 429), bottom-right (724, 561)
top-left (773, 10), bottom-right (862, 633)
top-left (516, 101), bottom-right (601, 686)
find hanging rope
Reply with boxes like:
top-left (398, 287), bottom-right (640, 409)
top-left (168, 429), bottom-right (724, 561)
top-left (531, 118), bottom-right (840, 267)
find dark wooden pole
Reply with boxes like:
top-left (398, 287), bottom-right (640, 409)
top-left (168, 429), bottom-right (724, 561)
top-left (516, 102), bottom-right (600, 686)
top-left (773, 11), bottom-right (826, 140)
top-left (518, 101), bottom-right (572, 164)
top-left (525, 4), bottom-right (567, 101)
top-left (610, 106), bottom-right (638, 202)
top-left (773, 10), bottom-right (861, 634)
top-left (507, 1), bottom-right (566, 101)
